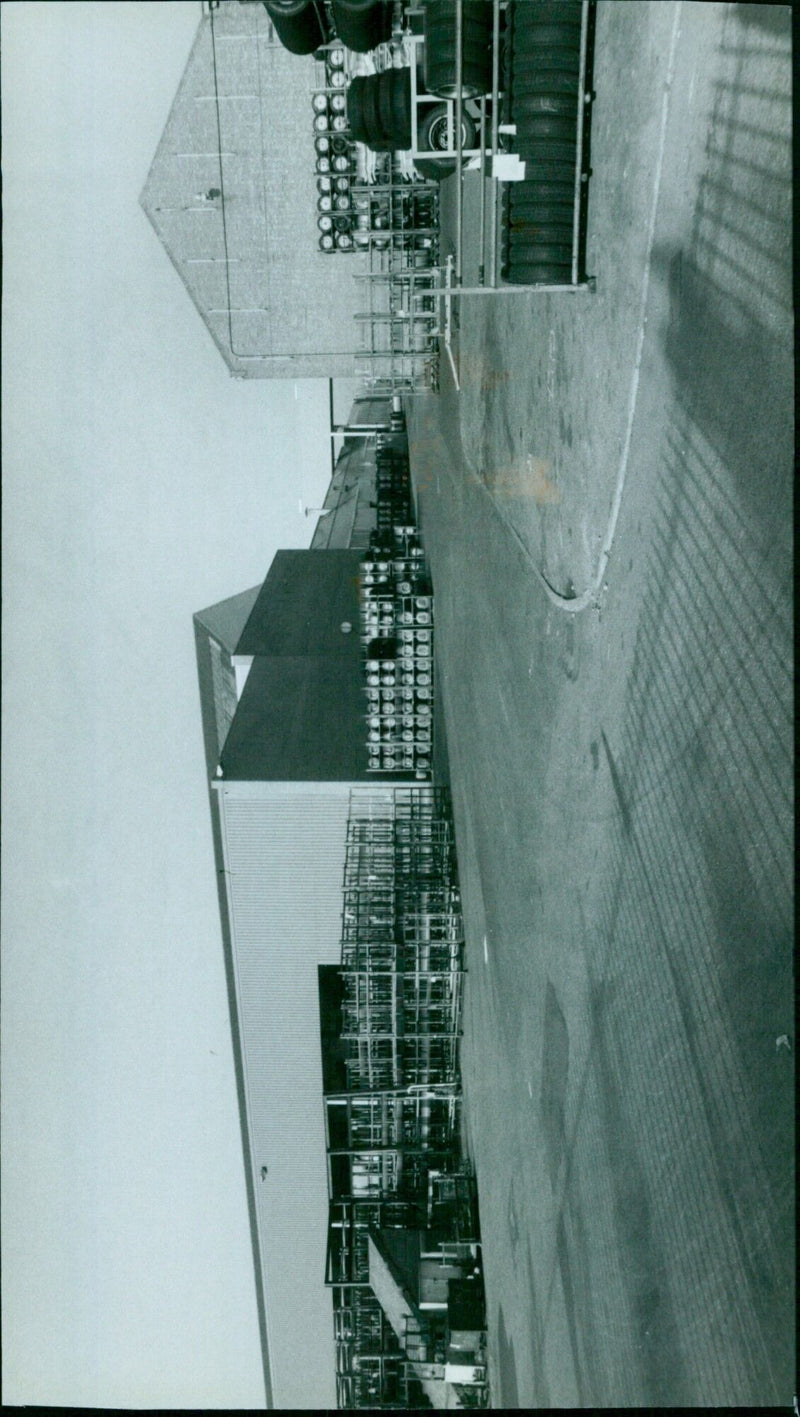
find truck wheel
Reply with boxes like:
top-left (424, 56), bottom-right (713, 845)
top-left (263, 0), bottom-right (329, 56)
top-left (424, 0), bottom-right (493, 100)
top-left (419, 101), bottom-right (477, 155)
top-left (331, 0), bottom-right (392, 53)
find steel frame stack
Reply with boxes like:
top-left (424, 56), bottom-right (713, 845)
top-left (359, 414), bottom-right (436, 778)
top-left (322, 783), bottom-right (486, 1406)
top-left (352, 165), bottom-right (441, 394)
top-left (340, 787), bottom-right (463, 1096)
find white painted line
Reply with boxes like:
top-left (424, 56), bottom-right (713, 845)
top-left (483, 935), bottom-right (488, 964)
top-left (540, 1), bottom-right (684, 614)
top-left (464, 2), bottom-right (684, 617)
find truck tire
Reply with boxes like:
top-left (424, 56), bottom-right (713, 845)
top-left (331, 0), bottom-right (393, 53)
top-left (263, 0), bottom-right (328, 56)
top-left (510, 185), bottom-right (576, 209)
top-left (514, 135), bottom-right (577, 163)
top-left (415, 103), bottom-right (477, 177)
top-left (512, 23), bottom-right (582, 55)
top-left (512, 68), bottom-right (580, 96)
top-left (515, 0), bottom-right (582, 22)
top-left (391, 68), bottom-right (413, 146)
top-left (375, 69), bottom-right (412, 148)
top-left (346, 76), bottom-right (371, 142)
top-left (515, 113), bottom-right (577, 139)
top-left (507, 241), bottom-right (571, 265)
top-left (363, 73), bottom-right (387, 143)
top-left (513, 92), bottom-right (578, 118)
top-left (504, 259), bottom-right (572, 284)
top-left (419, 101), bottom-right (477, 154)
top-left (423, 0), bottom-right (493, 100)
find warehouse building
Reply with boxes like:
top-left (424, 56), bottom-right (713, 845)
top-left (194, 407), bottom-right (486, 1406)
top-left (141, 0), bottom-right (369, 378)
top-left (193, 448), bottom-right (431, 1406)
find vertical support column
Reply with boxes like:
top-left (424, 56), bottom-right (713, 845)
top-left (489, 0), bottom-right (501, 288)
top-left (455, 0), bottom-right (464, 284)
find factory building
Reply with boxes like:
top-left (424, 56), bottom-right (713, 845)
top-left (194, 408), bottom-right (486, 1407)
top-left (141, 0), bottom-right (369, 379)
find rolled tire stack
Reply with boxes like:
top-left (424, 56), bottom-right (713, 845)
top-left (423, 0), bottom-right (493, 100)
top-left (262, 0), bottom-right (330, 55)
top-left (504, 0), bottom-right (583, 285)
top-left (330, 0), bottom-right (393, 53)
top-left (347, 69), bottom-right (412, 151)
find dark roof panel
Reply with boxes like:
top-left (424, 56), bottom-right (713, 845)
top-left (220, 654), bottom-right (369, 781)
top-left (236, 550), bottom-right (363, 657)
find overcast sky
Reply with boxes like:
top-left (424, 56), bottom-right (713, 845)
top-left (1, 2), bottom-right (339, 1406)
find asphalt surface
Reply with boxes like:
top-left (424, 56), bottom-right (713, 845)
top-left (408, 2), bottom-right (794, 1407)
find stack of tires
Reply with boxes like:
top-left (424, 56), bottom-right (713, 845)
top-left (503, 0), bottom-right (584, 286)
top-left (347, 70), bottom-right (412, 151)
top-left (330, 0), bottom-right (393, 52)
top-left (262, 0), bottom-right (330, 55)
top-left (423, 0), bottom-right (493, 100)
top-left (263, 0), bottom-right (392, 55)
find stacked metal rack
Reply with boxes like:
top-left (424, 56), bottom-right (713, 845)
top-left (339, 786), bottom-right (464, 1094)
top-left (314, 45), bottom-right (359, 252)
top-left (320, 785), bottom-right (488, 1408)
top-left (359, 421), bottom-right (436, 778)
top-left (352, 159), bottom-right (441, 392)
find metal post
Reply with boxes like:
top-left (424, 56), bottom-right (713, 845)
top-left (455, 0), bottom-right (463, 285)
top-left (489, 0), bottom-right (501, 287)
top-left (478, 97), bottom-right (487, 285)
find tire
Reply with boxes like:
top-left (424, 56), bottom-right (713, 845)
top-left (424, 0), bottom-right (493, 99)
top-left (390, 68), bottom-right (413, 147)
top-left (263, 0), bottom-right (328, 56)
top-left (508, 224), bottom-right (574, 250)
top-left (514, 136), bottom-right (577, 163)
top-left (414, 156), bottom-right (457, 179)
top-left (510, 179), bottom-right (576, 203)
top-left (419, 101), bottom-right (477, 154)
top-left (511, 69), bottom-right (580, 96)
top-left (515, 113), bottom-right (577, 139)
top-left (377, 70), bottom-right (401, 143)
top-left (362, 73), bottom-right (386, 143)
top-left (507, 242), bottom-right (572, 266)
top-left (504, 261), bottom-right (572, 284)
top-left (508, 197), bottom-right (575, 223)
top-left (331, 0), bottom-right (392, 53)
top-left (513, 19), bottom-right (582, 47)
top-left (346, 76), bottom-right (370, 142)
top-left (512, 92), bottom-right (578, 118)
top-left (512, 2), bottom-right (581, 34)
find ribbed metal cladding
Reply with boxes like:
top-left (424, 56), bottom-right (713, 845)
top-left (217, 784), bottom-right (351, 1410)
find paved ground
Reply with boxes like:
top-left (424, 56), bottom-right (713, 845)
top-left (408, 2), bottom-right (794, 1407)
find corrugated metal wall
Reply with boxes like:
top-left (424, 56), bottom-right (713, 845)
top-left (215, 782), bottom-right (352, 1409)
